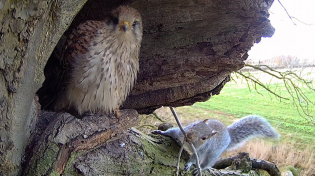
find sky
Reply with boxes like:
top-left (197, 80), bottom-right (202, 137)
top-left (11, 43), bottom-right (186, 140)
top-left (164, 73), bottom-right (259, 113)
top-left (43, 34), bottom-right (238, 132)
top-left (248, 0), bottom-right (315, 62)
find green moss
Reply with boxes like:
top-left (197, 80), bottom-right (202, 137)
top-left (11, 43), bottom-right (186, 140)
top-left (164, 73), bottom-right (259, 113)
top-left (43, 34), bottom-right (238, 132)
top-left (27, 143), bottom-right (59, 176)
top-left (63, 149), bottom-right (87, 175)
top-left (48, 170), bottom-right (60, 176)
top-left (130, 129), bottom-right (188, 175)
top-left (281, 166), bottom-right (299, 176)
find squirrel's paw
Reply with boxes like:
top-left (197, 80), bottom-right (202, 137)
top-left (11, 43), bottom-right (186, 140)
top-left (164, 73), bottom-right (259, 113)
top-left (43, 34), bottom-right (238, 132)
top-left (184, 163), bottom-right (192, 171)
top-left (151, 130), bottom-right (162, 134)
top-left (192, 168), bottom-right (202, 176)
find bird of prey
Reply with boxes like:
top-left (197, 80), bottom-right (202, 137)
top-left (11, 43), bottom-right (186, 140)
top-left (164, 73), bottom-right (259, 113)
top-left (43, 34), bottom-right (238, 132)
top-left (41, 6), bottom-right (143, 116)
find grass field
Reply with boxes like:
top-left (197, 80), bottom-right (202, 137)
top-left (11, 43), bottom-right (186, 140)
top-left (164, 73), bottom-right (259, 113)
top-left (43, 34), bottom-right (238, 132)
top-left (194, 81), bottom-right (315, 148)
top-left (138, 68), bottom-right (315, 175)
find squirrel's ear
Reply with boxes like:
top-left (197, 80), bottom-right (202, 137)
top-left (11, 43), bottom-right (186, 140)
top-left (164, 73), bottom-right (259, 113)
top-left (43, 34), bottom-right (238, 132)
top-left (211, 130), bottom-right (218, 136)
top-left (203, 119), bottom-right (209, 123)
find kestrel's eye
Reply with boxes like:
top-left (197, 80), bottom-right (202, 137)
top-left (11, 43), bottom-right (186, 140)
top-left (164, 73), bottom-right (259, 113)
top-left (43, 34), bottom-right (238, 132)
top-left (111, 16), bottom-right (119, 25)
top-left (133, 21), bottom-right (139, 27)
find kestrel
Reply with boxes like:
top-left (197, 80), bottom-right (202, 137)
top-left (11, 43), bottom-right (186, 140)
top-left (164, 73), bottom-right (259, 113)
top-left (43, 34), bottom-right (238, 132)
top-left (51, 6), bottom-right (143, 116)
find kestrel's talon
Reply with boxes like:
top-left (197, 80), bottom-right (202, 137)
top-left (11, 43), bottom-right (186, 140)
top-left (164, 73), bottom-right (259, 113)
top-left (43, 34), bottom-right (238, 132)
top-left (114, 109), bottom-right (120, 118)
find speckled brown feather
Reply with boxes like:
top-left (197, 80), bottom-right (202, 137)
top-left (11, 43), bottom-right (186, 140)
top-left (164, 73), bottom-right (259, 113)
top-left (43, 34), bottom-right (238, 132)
top-left (53, 6), bottom-right (143, 115)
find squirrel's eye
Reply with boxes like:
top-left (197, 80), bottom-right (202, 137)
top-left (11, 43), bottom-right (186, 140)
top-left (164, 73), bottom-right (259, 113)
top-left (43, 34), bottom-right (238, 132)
top-left (201, 137), bottom-right (207, 140)
top-left (133, 21), bottom-right (138, 27)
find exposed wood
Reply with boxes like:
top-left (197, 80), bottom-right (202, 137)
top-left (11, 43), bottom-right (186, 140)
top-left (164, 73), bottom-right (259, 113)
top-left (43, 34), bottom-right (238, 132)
top-left (214, 152), bottom-right (281, 176)
top-left (251, 158), bottom-right (281, 176)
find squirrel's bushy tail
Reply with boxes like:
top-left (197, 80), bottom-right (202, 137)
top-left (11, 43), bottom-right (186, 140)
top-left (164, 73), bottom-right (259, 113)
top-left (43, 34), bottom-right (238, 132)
top-left (227, 115), bottom-right (280, 150)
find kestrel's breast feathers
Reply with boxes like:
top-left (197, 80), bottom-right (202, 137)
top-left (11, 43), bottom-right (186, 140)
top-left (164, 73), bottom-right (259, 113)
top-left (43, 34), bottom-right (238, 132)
top-left (54, 6), bottom-right (143, 115)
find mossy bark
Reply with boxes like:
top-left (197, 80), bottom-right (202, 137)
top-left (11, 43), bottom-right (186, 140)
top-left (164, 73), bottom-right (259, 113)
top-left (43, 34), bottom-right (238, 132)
top-left (23, 111), bottom-right (264, 176)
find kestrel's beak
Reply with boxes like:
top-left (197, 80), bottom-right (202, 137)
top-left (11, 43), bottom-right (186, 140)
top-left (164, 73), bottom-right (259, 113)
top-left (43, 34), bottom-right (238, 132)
top-left (120, 21), bottom-right (131, 32)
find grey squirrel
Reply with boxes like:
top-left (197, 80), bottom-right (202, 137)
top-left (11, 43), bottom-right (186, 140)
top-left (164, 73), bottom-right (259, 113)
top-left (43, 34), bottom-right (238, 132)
top-left (152, 115), bottom-right (280, 175)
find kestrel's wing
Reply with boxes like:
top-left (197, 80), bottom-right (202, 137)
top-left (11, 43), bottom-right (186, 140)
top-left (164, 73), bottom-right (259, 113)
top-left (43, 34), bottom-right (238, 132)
top-left (38, 21), bottom-right (106, 110)
top-left (61, 20), bottom-right (105, 68)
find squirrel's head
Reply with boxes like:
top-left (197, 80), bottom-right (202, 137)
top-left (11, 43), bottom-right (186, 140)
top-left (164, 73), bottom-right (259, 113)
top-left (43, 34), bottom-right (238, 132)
top-left (185, 119), bottom-right (217, 146)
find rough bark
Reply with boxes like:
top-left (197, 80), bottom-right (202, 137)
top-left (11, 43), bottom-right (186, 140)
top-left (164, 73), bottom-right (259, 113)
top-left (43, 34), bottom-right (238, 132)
top-left (0, 0), bottom-right (275, 175)
top-left (39, 0), bottom-right (275, 114)
top-left (23, 111), bottom-right (266, 176)
top-left (23, 110), bottom-right (142, 176)
top-left (214, 152), bottom-right (281, 176)
top-left (0, 1), bottom-right (87, 175)
top-left (123, 0), bottom-right (275, 113)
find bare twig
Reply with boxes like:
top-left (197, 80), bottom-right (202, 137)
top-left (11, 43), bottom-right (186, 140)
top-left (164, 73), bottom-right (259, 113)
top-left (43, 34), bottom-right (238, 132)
top-left (189, 143), bottom-right (202, 176)
top-left (170, 107), bottom-right (186, 136)
top-left (237, 64), bottom-right (314, 122)
top-left (176, 144), bottom-right (185, 176)
top-left (277, 0), bottom-right (313, 26)
top-left (137, 124), bottom-right (156, 129)
top-left (277, 0), bottom-right (296, 25)
top-left (291, 17), bottom-right (313, 26)
top-left (169, 107), bottom-right (186, 176)
top-left (169, 107), bottom-right (202, 176)
top-left (236, 71), bottom-right (289, 100)
top-left (152, 112), bottom-right (166, 122)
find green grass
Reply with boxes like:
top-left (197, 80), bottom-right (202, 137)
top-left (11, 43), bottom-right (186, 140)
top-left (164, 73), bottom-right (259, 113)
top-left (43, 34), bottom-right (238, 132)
top-left (192, 81), bottom-right (315, 149)
top-left (141, 71), bottom-right (315, 175)
top-left (140, 72), bottom-right (315, 175)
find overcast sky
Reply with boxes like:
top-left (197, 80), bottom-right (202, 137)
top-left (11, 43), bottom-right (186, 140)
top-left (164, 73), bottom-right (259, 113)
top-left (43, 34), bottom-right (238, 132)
top-left (248, 0), bottom-right (315, 61)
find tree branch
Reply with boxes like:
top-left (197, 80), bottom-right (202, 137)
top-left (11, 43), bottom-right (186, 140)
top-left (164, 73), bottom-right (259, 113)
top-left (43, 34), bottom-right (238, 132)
top-left (277, 0), bottom-right (313, 26)
top-left (277, 0), bottom-right (296, 25)
top-left (236, 64), bottom-right (315, 122)
top-left (214, 152), bottom-right (281, 176)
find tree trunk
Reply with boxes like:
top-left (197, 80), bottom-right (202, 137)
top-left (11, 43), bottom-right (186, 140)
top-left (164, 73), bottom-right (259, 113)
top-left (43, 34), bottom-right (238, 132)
top-left (0, 1), bottom-right (87, 175)
top-left (0, 0), bottom-right (275, 175)
top-left (23, 111), bottom-right (279, 176)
